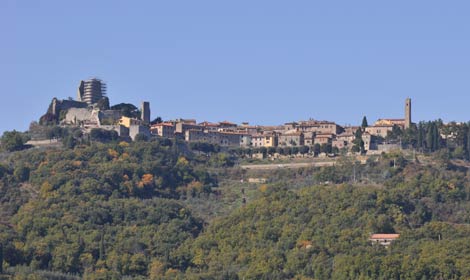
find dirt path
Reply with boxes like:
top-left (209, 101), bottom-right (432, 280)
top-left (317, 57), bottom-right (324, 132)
top-left (241, 160), bottom-right (336, 170)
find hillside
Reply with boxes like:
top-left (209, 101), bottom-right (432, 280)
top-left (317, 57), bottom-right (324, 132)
top-left (1, 141), bottom-right (470, 279)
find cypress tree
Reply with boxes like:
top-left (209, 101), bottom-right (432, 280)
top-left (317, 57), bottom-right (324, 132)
top-left (433, 123), bottom-right (440, 150)
top-left (417, 123), bottom-right (424, 149)
top-left (0, 242), bottom-right (3, 274)
top-left (361, 116), bottom-right (368, 129)
top-left (467, 125), bottom-right (470, 160)
top-left (426, 123), bottom-right (434, 152)
top-left (99, 229), bottom-right (105, 261)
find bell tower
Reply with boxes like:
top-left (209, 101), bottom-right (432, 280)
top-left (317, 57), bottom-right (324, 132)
top-left (405, 98), bottom-right (411, 129)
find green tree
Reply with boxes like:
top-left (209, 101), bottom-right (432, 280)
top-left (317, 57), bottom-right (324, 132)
top-left (97, 97), bottom-right (110, 110)
top-left (426, 122), bottom-right (435, 151)
top-left (313, 144), bottom-right (321, 155)
top-left (466, 124), bottom-right (470, 160)
top-left (110, 103), bottom-right (140, 119)
top-left (320, 143), bottom-right (332, 154)
top-left (417, 122), bottom-right (425, 150)
top-left (150, 117), bottom-right (163, 125)
top-left (0, 242), bottom-right (3, 274)
top-left (134, 133), bottom-right (149, 142)
top-left (90, 128), bottom-right (118, 142)
top-left (299, 146), bottom-right (309, 155)
top-left (1, 130), bottom-right (29, 152)
top-left (361, 116), bottom-right (368, 129)
top-left (352, 128), bottom-right (365, 154)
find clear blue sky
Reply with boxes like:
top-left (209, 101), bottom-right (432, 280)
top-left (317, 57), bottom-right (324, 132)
top-left (2, 0), bottom-right (470, 134)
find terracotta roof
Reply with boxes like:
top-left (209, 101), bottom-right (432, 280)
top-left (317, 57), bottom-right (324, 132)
top-left (151, 122), bottom-right (174, 127)
top-left (199, 121), bottom-right (218, 127)
top-left (377, 119), bottom-right (405, 121)
top-left (368, 125), bottom-right (394, 128)
top-left (370, 234), bottom-right (400, 239)
top-left (219, 120), bottom-right (236, 125)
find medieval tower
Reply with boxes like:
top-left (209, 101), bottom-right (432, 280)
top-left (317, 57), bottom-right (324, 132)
top-left (77, 78), bottom-right (107, 105)
top-left (141, 101), bottom-right (150, 125)
top-left (405, 98), bottom-right (412, 129)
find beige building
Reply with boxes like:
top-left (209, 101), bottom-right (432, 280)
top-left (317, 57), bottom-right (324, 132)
top-left (303, 132), bottom-right (315, 146)
top-left (369, 234), bottom-right (400, 247)
top-left (185, 130), bottom-right (249, 147)
top-left (365, 126), bottom-right (393, 138)
top-left (279, 132), bottom-right (304, 147)
top-left (150, 123), bottom-right (175, 138)
top-left (119, 116), bottom-right (142, 128)
top-left (336, 133), bottom-right (355, 143)
top-left (252, 133), bottom-right (278, 147)
top-left (175, 122), bottom-right (203, 134)
top-left (332, 140), bottom-right (347, 150)
top-left (343, 126), bottom-right (361, 135)
top-left (314, 133), bottom-right (333, 146)
top-left (297, 121), bottom-right (343, 135)
top-left (374, 119), bottom-right (405, 127)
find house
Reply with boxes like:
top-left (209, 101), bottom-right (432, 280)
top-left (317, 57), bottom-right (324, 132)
top-left (303, 132), bottom-right (315, 146)
top-left (175, 122), bottom-right (203, 134)
top-left (343, 126), bottom-right (361, 135)
top-left (336, 133), bottom-right (355, 143)
top-left (297, 120), bottom-right (344, 135)
top-left (365, 126), bottom-right (394, 138)
top-left (185, 129), bottom-right (218, 144)
top-left (119, 116), bottom-right (142, 128)
top-left (314, 133), bottom-right (333, 146)
top-left (332, 140), bottom-right (347, 150)
top-left (369, 234), bottom-right (400, 247)
top-left (199, 121), bottom-right (220, 132)
top-left (150, 123), bottom-right (175, 138)
top-left (252, 132), bottom-right (278, 147)
top-left (218, 121), bottom-right (238, 130)
top-left (374, 119), bottom-right (405, 128)
top-left (129, 125), bottom-right (150, 140)
top-left (279, 132), bottom-right (304, 147)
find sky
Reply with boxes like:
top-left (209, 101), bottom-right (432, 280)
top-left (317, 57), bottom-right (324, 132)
top-left (2, 0), bottom-right (470, 134)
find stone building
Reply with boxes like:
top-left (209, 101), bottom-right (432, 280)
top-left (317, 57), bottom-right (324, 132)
top-left (313, 133), bottom-right (333, 146)
top-left (64, 108), bottom-right (100, 127)
top-left (175, 122), bottom-right (203, 134)
top-left (150, 123), bottom-right (175, 138)
top-left (279, 132), bottom-right (304, 147)
top-left (303, 132), bottom-right (315, 146)
top-left (297, 121), bottom-right (344, 135)
top-left (129, 125), bottom-right (150, 140)
top-left (365, 126), bottom-right (393, 138)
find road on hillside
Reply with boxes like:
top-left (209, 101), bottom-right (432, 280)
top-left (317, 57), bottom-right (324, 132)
top-left (240, 160), bottom-right (336, 170)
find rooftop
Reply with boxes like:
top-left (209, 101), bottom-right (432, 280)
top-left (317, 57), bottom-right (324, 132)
top-left (369, 234), bottom-right (400, 240)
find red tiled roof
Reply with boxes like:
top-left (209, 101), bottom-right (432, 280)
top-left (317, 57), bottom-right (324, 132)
top-left (376, 119), bottom-right (405, 122)
top-left (151, 122), bottom-right (174, 127)
top-left (370, 234), bottom-right (400, 239)
top-left (219, 120), bottom-right (236, 125)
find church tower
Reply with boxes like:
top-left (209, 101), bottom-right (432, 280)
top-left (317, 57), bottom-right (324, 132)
top-left (405, 98), bottom-right (411, 129)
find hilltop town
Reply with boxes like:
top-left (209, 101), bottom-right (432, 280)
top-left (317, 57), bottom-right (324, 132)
top-left (27, 78), bottom-right (421, 157)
